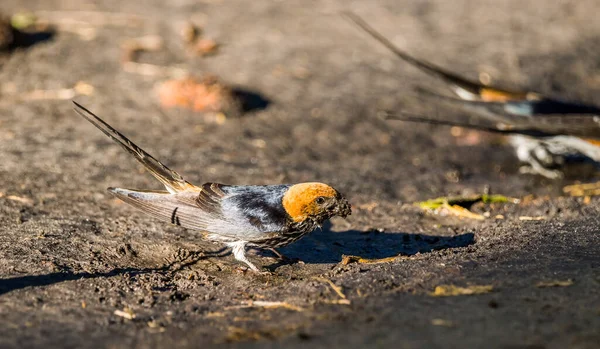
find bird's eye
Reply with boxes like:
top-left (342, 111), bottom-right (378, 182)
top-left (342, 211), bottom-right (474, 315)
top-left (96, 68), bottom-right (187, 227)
top-left (315, 196), bottom-right (326, 205)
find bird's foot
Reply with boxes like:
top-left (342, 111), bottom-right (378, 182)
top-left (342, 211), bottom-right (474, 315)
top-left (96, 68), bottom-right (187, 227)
top-left (234, 265), bottom-right (272, 275)
top-left (266, 248), bottom-right (299, 263)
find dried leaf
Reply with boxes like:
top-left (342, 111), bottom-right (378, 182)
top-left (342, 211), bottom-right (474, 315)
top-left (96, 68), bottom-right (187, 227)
top-left (431, 318), bottom-right (454, 327)
top-left (114, 308), bottom-right (136, 320)
top-left (181, 22), bottom-right (201, 43)
top-left (416, 194), bottom-right (518, 220)
top-left (563, 182), bottom-right (600, 197)
top-left (192, 38), bottom-right (219, 56)
top-left (431, 284), bottom-right (493, 297)
top-left (418, 194), bottom-right (519, 210)
top-left (157, 76), bottom-right (237, 115)
top-left (11, 12), bottom-right (37, 30)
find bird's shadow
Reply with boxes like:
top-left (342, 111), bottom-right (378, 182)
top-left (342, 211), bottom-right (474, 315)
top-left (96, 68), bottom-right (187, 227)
top-left (0, 268), bottom-right (152, 296)
top-left (231, 88), bottom-right (270, 113)
top-left (0, 248), bottom-right (227, 296)
top-left (0, 227), bottom-right (475, 295)
top-left (9, 28), bottom-right (55, 50)
top-left (268, 221), bottom-right (475, 266)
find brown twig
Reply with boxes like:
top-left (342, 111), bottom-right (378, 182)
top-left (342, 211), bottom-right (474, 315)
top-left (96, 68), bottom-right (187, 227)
top-left (34, 10), bottom-right (145, 28)
top-left (340, 254), bottom-right (401, 265)
top-left (313, 277), bottom-right (347, 301)
top-left (226, 300), bottom-right (304, 312)
top-left (0, 82), bottom-right (94, 106)
top-left (122, 62), bottom-right (188, 78)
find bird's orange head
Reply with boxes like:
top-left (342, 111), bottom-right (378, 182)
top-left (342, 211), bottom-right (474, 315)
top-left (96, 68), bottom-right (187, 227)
top-left (282, 182), bottom-right (351, 223)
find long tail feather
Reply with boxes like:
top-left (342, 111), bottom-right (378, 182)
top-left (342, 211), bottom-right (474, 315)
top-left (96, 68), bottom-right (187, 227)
top-left (73, 101), bottom-right (197, 193)
top-left (342, 11), bottom-right (526, 101)
top-left (381, 110), bottom-right (548, 137)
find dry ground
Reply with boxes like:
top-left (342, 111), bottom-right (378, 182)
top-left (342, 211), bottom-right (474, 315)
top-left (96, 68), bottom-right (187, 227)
top-left (0, 1), bottom-right (599, 348)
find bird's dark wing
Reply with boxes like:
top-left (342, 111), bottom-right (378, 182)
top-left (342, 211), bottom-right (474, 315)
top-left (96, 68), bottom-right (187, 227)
top-left (511, 112), bottom-right (600, 139)
top-left (73, 101), bottom-right (198, 194)
top-left (416, 89), bottom-right (600, 139)
top-left (414, 87), bottom-right (532, 125)
top-left (382, 110), bottom-right (549, 138)
top-left (384, 108), bottom-right (600, 140)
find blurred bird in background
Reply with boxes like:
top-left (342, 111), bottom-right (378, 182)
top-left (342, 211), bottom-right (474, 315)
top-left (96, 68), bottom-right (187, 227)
top-left (73, 102), bottom-right (351, 272)
top-left (344, 12), bottom-right (600, 182)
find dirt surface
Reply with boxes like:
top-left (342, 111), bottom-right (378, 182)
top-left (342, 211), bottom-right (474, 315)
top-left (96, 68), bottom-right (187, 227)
top-left (1, 1), bottom-right (599, 348)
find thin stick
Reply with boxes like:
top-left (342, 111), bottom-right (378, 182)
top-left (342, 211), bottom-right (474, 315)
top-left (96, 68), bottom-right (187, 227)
top-left (313, 277), bottom-right (346, 299)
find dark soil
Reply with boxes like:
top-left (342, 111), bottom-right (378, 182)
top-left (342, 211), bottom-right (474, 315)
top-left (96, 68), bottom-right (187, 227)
top-left (0, 1), bottom-right (599, 348)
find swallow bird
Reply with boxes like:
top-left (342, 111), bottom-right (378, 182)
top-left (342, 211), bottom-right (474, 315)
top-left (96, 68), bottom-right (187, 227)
top-left (73, 102), bottom-right (351, 272)
top-left (344, 12), bottom-right (600, 179)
